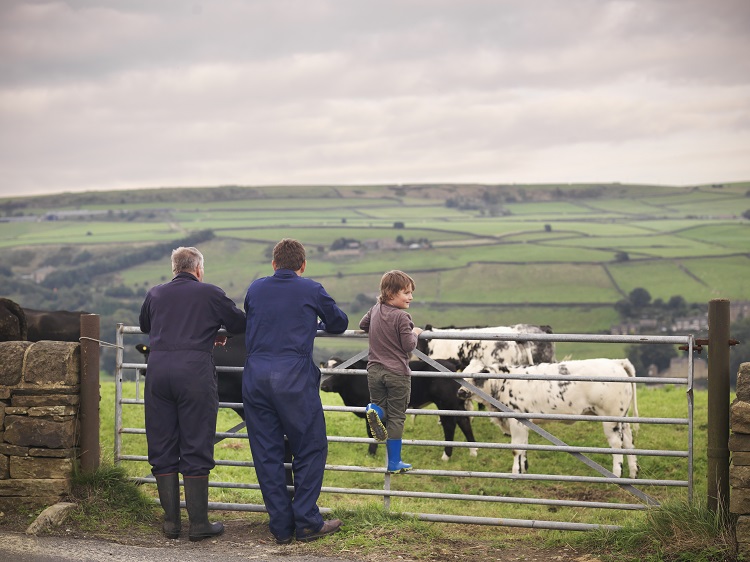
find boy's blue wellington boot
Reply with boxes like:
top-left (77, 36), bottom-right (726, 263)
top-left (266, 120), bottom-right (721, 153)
top-left (366, 403), bottom-right (388, 442)
top-left (386, 439), bottom-right (412, 473)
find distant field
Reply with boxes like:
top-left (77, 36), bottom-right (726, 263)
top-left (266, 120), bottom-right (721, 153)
top-left (2, 182), bottom-right (748, 356)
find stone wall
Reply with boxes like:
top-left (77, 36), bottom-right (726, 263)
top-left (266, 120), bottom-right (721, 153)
top-left (730, 362), bottom-right (750, 555)
top-left (0, 340), bottom-right (81, 511)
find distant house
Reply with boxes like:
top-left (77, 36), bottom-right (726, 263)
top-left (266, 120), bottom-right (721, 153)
top-left (610, 318), bottom-right (660, 335)
top-left (671, 314), bottom-right (708, 333)
top-left (731, 301), bottom-right (750, 323)
top-left (651, 356), bottom-right (708, 388)
top-left (30, 266), bottom-right (56, 283)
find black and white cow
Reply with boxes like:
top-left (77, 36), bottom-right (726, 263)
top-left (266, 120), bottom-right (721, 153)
top-left (417, 324), bottom-right (556, 370)
top-left (320, 357), bottom-right (477, 460)
top-left (458, 357), bottom-right (639, 478)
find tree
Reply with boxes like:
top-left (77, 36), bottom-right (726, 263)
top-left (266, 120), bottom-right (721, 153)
top-left (350, 292), bottom-right (377, 314)
top-left (626, 343), bottom-right (678, 375)
top-left (667, 295), bottom-right (687, 313)
top-left (742, 209), bottom-right (750, 220)
top-left (393, 221), bottom-right (405, 229)
top-left (614, 298), bottom-right (633, 318)
top-left (629, 288), bottom-right (652, 309)
top-left (104, 285), bottom-right (135, 298)
top-left (615, 251), bottom-right (629, 262)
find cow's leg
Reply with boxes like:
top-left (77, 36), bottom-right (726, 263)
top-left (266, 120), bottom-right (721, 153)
top-left (602, 421), bottom-right (625, 477)
top-left (283, 438), bottom-right (294, 495)
top-left (455, 415), bottom-right (478, 457)
top-left (460, 399), bottom-right (478, 457)
top-left (508, 421), bottom-right (528, 474)
top-left (620, 422), bottom-right (639, 478)
top-left (438, 415), bottom-right (457, 461)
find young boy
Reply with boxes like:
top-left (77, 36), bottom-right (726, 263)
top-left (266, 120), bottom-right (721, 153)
top-left (359, 270), bottom-right (423, 473)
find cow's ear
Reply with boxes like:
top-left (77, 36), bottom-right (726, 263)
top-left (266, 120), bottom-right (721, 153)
top-left (135, 344), bottom-right (149, 354)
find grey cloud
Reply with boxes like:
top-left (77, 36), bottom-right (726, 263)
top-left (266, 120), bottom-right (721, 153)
top-left (0, 0), bottom-right (749, 195)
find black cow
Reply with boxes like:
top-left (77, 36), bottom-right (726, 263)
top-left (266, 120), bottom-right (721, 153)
top-left (0, 298), bottom-right (27, 341)
top-left (320, 357), bottom-right (477, 460)
top-left (136, 341), bottom-right (244, 418)
top-left (22, 308), bottom-right (89, 342)
top-left (135, 339), bottom-right (294, 490)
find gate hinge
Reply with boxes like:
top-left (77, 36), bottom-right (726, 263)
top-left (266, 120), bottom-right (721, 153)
top-left (679, 338), bottom-right (739, 353)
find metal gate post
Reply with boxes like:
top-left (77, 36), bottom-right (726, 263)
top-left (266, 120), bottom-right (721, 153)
top-left (79, 314), bottom-right (101, 473)
top-left (707, 299), bottom-right (730, 514)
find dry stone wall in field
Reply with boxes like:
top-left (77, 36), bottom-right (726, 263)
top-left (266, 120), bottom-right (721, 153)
top-left (0, 340), bottom-right (81, 511)
top-left (730, 362), bottom-right (750, 555)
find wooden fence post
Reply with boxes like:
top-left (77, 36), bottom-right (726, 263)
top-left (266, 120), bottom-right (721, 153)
top-left (708, 299), bottom-right (730, 514)
top-left (79, 314), bottom-right (101, 473)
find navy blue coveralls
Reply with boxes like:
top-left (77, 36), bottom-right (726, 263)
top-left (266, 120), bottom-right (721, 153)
top-left (140, 271), bottom-right (246, 477)
top-left (242, 269), bottom-right (348, 540)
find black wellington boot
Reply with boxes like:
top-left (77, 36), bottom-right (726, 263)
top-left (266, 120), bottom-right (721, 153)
top-left (183, 476), bottom-right (224, 542)
top-left (154, 473), bottom-right (181, 539)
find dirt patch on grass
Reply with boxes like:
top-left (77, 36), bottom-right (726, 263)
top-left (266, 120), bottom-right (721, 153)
top-left (1, 506), bottom-right (603, 562)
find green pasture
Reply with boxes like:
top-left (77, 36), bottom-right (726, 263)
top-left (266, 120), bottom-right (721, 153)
top-left (541, 232), bottom-right (728, 258)
top-left (627, 218), bottom-right (735, 233)
top-left (646, 188), bottom-right (746, 204)
top-left (421, 263), bottom-right (622, 304)
top-left (675, 222), bottom-right (750, 252)
top-left (573, 197), bottom-right (680, 216)
top-left (514, 221), bottom-right (655, 237)
top-left (104, 379), bottom-right (707, 528)
top-left (608, 258), bottom-right (750, 302)
top-left (682, 257), bottom-right (750, 301)
top-left (668, 197), bottom-right (750, 217)
top-left (0, 221), bottom-right (179, 247)
top-left (212, 226), bottom-right (464, 246)
top-left (319, 263), bottom-right (623, 308)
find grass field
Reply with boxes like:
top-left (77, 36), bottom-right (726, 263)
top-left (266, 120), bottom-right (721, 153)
top-left (105, 374), bottom-right (707, 530)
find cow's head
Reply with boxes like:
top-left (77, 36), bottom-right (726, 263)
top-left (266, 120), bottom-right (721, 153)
top-left (415, 324), bottom-right (433, 356)
top-left (135, 343), bottom-right (150, 359)
top-left (134, 344), bottom-right (150, 378)
top-left (319, 356), bottom-right (368, 392)
top-left (457, 358), bottom-right (491, 401)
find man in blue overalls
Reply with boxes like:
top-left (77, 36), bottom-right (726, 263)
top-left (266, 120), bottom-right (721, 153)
top-left (242, 238), bottom-right (349, 544)
top-left (140, 246), bottom-right (246, 541)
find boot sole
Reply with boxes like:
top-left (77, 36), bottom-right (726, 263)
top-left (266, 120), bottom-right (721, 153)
top-left (297, 524), bottom-right (341, 542)
top-left (366, 409), bottom-right (388, 442)
top-left (189, 528), bottom-right (225, 542)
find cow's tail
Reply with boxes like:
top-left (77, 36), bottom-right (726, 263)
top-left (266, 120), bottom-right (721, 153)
top-left (622, 359), bottom-right (639, 432)
top-left (523, 343), bottom-right (533, 366)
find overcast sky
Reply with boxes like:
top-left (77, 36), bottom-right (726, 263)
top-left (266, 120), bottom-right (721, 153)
top-left (1, 0), bottom-right (749, 197)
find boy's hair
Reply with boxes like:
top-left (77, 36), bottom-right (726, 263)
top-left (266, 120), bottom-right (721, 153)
top-left (171, 246), bottom-right (204, 275)
top-left (273, 238), bottom-right (306, 271)
top-left (378, 270), bottom-right (415, 303)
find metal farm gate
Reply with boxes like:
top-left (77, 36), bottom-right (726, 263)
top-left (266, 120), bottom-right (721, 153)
top-left (114, 324), bottom-right (695, 531)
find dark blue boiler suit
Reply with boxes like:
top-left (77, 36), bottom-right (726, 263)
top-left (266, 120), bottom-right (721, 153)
top-left (140, 271), bottom-right (246, 477)
top-left (242, 269), bottom-right (348, 540)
